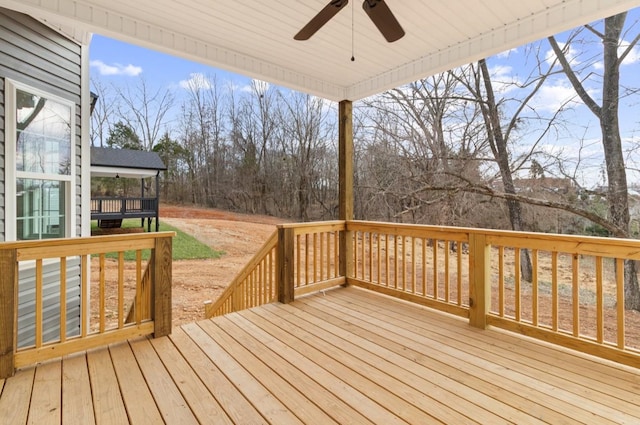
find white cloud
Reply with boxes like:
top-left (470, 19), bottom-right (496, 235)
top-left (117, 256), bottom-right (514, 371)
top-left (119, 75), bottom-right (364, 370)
top-left (544, 42), bottom-right (581, 68)
top-left (529, 80), bottom-right (591, 112)
top-left (90, 60), bottom-right (142, 76)
top-left (620, 40), bottom-right (640, 66)
top-left (239, 79), bottom-right (271, 94)
top-left (488, 64), bottom-right (521, 95)
top-left (496, 48), bottom-right (518, 59)
top-left (179, 73), bottom-right (212, 90)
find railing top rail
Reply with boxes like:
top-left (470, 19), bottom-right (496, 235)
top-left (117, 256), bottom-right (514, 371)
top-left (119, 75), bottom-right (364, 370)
top-left (278, 220), bottom-right (346, 230)
top-left (91, 196), bottom-right (158, 201)
top-left (0, 231), bottom-right (175, 251)
top-left (348, 220), bottom-right (640, 251)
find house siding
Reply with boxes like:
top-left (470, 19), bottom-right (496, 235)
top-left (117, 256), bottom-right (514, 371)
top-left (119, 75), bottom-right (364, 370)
top-left (0, 8), bottom-right (83, 346)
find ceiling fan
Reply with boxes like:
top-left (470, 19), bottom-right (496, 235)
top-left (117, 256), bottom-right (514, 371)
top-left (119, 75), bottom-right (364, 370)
top-left (294, 0), bottom-right (405, 43)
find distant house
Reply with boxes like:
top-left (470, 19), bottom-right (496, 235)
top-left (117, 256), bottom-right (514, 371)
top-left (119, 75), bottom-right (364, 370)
top-left (90, 146), bottom-right (166, 231)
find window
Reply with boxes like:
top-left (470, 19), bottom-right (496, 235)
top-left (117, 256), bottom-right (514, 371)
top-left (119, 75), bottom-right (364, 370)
top-left (6, 81), bottom-right (75, 241)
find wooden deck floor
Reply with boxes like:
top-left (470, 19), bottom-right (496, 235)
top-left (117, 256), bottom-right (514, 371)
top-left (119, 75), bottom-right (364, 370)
top-left (1, 286), bottom-right (639, 424)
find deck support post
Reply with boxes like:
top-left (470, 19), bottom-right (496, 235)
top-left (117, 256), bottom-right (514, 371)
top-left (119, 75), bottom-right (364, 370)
top-left (0, 248), bottom-right (17, 378)
top-left (469, 233), bottom-right (491, 329)
top-left (152, 236), bottom-right (172, 337)
top-left (277, 226), bottom-right (295, 303)
top-left (339, 100), bottom-right (354, 281)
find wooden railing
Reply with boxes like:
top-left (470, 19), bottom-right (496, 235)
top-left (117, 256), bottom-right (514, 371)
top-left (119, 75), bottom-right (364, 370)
top-left (483, 231), bottom-right (640, 367)
top-left (202, 219), bottom-right (640, 367)
top-left (205, 231), bottom-right (278, 318)
top-left (347, 221), bottom-right (470, 318)
top-left (204, 221), bottom-right (346, 318)
top-left (0, 232), bottom-right (174, 378)
top-left (90, 196), bottom-right (158, 219)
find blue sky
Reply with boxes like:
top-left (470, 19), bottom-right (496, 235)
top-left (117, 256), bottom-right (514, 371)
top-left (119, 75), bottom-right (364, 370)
top-left (89, 11), bottom-right (640, 188)
top-left (89, 34), bottom-right (254, 94)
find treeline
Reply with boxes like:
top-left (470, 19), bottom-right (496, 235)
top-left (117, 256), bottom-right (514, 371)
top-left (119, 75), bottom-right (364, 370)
top-left (92, 13), bottom-right (640, 237)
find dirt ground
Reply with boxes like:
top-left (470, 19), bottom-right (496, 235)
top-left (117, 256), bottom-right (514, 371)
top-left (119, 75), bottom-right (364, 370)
top-left (159, 204), bottom-right (284, 325)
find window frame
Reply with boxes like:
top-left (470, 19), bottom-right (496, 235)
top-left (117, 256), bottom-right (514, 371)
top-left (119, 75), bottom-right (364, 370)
top-left (5, 79), bottom-right (76, 241)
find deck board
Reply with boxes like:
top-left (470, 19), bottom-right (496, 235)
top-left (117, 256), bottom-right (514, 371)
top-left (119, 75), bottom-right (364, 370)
top-left (61, 354), bottom-right (95, 425)
top-left (28, 361), bottom-right (61, 425)
top-left (330, 289), bottom-right (640, 417)
top-left (215, 315), bottom-right (378, 425)
top-left (129, 338), bottom-right (199, 424)
top-left (168, 327), bottom-right (268, 424)
top-left (315, 290), bottom-right (627, 424)
top-left (87, 348), bottom-right (129, 424)
top-left (109, 342), bottom-right (163, 425)
top-left (197, 319), bottom-right (340, 424)
top-left (275, 299), bottom-right (523, 424)
top-left (1, 286), bottom-right (639, 424)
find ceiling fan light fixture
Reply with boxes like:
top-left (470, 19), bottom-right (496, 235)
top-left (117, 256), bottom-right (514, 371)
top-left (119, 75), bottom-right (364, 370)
top-left (294, 0), bottom-right (404, 43)
top-left (294, 0), bottom-right (349, 41)
top-left (362, 0), bottom-right (405, 42)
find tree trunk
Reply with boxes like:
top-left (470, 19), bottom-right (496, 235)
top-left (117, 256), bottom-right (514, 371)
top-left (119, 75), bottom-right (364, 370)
top-left (478, 60), bottom-right (533, 282)
top-left (600, 15), bottom-right (640, 310)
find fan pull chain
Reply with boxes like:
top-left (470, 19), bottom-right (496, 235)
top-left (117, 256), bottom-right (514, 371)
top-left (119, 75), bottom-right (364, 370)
top-left (351, 0), bottom-right (355, 61)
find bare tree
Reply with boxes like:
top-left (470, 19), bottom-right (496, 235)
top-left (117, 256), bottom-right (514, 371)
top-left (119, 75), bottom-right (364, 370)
top-left (89, 78), bottom-right (117, 147)
top-left (116, 77), bottom-right (174, 151)
top-left (548, 12), bottom-right (640, 309)
top-left (359, 73), bottom-right (488, 225)
top-left (278, 92), bottom-right (336, 221)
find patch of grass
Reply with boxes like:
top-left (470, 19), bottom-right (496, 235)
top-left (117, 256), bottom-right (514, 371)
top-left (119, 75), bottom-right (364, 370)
top-left (91, 219), bottom-right (224, 261)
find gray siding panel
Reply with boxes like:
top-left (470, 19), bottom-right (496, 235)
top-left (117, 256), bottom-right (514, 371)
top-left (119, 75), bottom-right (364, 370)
top-left (17, 258), bottom-right (82, 348)
top-left (0, 9), bottom-right (81, 102)
top-left (0, 7), bottom-right (84, 345)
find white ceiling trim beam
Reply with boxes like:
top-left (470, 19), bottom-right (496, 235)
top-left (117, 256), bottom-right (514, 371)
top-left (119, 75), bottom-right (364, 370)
top-left (1, 0), bottom-right (348, 100)
top-left (346, 0), bottom-right (640, 100)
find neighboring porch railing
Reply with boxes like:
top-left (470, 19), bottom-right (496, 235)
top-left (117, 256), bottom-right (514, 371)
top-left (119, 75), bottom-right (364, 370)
top-left (205, 220), bottom-right (640, 368)
top-left (0, 232), bottom-right (174, 378)
top-left (90, 196), bottom-right (158, 218)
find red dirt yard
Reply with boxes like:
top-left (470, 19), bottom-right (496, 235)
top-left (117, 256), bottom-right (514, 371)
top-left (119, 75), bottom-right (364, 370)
top-left (160, 205), bottom-right (284, 326)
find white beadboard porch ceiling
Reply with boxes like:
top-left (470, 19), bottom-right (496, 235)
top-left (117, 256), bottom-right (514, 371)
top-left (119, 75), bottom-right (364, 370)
top-left (3, 0), bottom-right (640, 101)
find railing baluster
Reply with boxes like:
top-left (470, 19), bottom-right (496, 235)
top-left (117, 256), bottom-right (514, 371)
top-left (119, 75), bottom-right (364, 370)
top-left (498, 246), bottom-right (504, 317)
top-left (551, 251), bottom-right (558, 332)
top-left (297, 234), bottom-right (301, 287)
top-left (596, 256), bottom-right (604, 344)
top-left (313, 233), bottom-right (318, 284)
top-left (306, 234), bottom-right (310, 286)
top-left (60, 257), bottom-right (67, 343)
top-left (136, 250), bottom-right (142, 325)
top-left (411, 237), bottom-right (416, 294)
top-left (422, 238), bottom-right (427, 297)
top-left (118, 252), bottom-right (124, 329)
top-left (35, 259), bottom-right (43, 348)
top-left (320, 232), bottom-right (325, 282)
top-left (100, 253), bottom-right (106, 333)
top-left (515, 247), bottom-right (521, 322)
top-left (81, 255), bottom-right (88, 338)
top-left (369, 232), bottom-right (373, 283)
top-left (385, 234), bottom-right (390, 287)
top-left (443, 241), bottom-right (449, 301)
top-left (572, 254), bottom-right (579, 337)
top-left (532, 249), bottom-right (538, 327)
top-left (432, 240), bottom-right (438, 298)
top-left (616, 258), bottom-right (625, 349)
top-left (401, 236), bottom-right (406, 292)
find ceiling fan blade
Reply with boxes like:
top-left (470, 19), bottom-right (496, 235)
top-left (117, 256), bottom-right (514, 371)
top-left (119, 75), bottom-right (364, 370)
top-left (294, 0), bottom-right (349, 40)
top-left (362, 0), bottom-right (405, 42)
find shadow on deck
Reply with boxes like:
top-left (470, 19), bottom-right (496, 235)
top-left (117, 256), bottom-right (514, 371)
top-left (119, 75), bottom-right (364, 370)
top-left (2, 286), bottom-right (638, 424)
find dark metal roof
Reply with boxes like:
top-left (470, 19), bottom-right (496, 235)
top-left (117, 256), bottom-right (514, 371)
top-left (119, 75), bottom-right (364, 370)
top-left (90, 146), bottom-right (166, 171)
